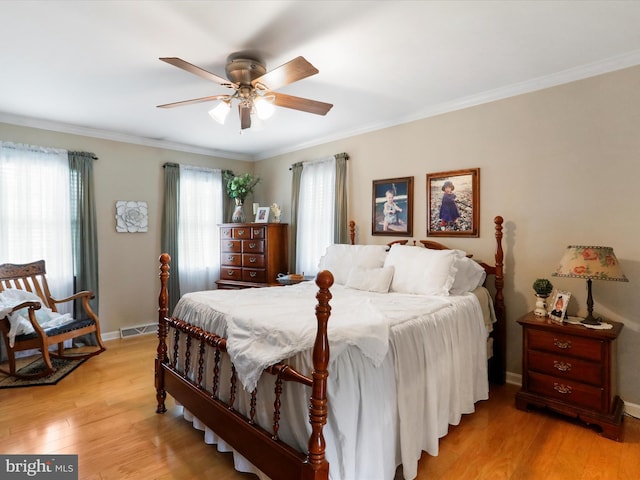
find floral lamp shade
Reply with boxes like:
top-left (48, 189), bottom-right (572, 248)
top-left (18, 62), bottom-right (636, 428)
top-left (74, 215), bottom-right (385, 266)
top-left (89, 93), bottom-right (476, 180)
top-left (552, 245), bottom-right (627, 324)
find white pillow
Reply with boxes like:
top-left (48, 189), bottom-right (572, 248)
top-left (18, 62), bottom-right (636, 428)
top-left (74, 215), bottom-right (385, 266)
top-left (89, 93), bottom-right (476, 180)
top-left (383, 245), bottom-right (458, 295)
top-left (318, 244), bottom-right (388, 285)
top-left (450, 255), bottom-right (487, 294)
top-left (346, 266), bottom-right (394, 293)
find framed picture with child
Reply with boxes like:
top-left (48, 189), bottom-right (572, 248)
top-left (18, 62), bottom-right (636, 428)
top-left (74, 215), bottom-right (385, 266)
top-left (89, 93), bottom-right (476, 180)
top-left (426, 168), bottom-right (479, 237)
top-left (371, 177), bottom-right (413, 236)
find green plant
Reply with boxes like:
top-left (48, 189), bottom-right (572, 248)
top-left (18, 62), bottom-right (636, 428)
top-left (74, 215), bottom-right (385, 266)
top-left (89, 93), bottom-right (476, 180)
top-left (224, 172), bottom-right (260, 201)
top-left (532, 278), bottom-right (553, 296)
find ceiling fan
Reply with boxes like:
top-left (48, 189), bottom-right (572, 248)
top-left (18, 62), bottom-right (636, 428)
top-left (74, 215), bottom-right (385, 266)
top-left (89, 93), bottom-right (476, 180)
top-left (157, 53), bottom-right (333, 130)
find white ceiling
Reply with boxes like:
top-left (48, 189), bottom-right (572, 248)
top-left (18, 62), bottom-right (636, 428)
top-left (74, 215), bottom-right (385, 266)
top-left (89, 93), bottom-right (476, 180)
top-left (2, 1), bottom-right (640, 161)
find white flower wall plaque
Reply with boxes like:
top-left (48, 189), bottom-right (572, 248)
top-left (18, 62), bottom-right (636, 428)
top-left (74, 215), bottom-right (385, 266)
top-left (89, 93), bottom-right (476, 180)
top-left (115, 201), bottom-right (148, 233)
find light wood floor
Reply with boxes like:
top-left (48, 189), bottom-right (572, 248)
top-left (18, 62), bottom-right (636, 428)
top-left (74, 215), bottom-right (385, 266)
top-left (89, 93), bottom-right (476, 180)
top-left (1, 334), bottom-right (638, 480)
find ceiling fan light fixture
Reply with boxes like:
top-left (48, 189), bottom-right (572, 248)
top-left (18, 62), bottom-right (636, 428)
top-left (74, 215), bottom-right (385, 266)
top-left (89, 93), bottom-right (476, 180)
top-left (208, 99), bottom-right (231, 124)
top-left (254, 94), bottom-right (275, 120)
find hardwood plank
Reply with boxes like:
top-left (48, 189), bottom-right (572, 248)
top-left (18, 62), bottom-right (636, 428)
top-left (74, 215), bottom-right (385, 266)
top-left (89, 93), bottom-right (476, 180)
top-left (1, 334), bottom-right (639, 479)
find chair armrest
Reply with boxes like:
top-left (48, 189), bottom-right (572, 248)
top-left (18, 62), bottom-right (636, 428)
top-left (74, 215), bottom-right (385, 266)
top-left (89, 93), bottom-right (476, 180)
top-left (8, 301), bottom-right (42, 315)
top-left (49, 290), bottom-right (95, 304)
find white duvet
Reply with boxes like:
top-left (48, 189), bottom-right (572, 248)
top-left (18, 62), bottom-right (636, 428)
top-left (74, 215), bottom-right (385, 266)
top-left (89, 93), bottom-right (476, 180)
top-left (172, 282), bottom-right (493, 480)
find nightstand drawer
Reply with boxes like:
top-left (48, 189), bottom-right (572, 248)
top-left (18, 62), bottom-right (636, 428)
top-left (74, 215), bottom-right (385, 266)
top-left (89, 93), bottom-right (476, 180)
top-left (221, 253), bottom-right (241, 267)
top-left (251, 226), bottom-right (265, 238)
top-left (233, 227), bottom-right (251, 239)
top-left (528, 371), bottom-right (605, 412)
top-left (243, 254), bottom-right (265, 267)
top-left (527, 329), bottom-right (604, 362)
top-left (527, 350), bottom-right (602, 386)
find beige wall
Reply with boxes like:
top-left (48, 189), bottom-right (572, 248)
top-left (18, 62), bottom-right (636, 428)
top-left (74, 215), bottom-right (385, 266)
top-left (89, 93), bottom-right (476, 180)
top-left (0, 123), bottom-right (252, 336)
top-left (2, 65), bottom-right (638, 405)
top-left (255, 65), bottom-right (640, 405)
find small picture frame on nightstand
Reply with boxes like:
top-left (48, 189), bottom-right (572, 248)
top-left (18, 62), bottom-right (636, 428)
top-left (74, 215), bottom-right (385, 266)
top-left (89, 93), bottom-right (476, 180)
top-left (548, 290), bottom-right (571, 324)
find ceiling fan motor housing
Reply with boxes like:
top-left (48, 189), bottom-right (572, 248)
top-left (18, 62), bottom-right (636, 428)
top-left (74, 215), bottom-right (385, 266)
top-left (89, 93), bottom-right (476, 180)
top-left (225, 58), bottom-right (266, 86)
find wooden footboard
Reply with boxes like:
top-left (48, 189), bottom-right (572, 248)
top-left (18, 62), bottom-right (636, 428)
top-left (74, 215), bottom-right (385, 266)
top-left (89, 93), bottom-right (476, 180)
top-left (155, 253), bottom-right (331, 480)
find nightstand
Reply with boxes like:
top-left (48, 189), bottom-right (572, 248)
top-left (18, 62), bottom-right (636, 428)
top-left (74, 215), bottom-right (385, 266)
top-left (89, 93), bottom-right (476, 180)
top-left (515, 311), bottom-right (624, 441)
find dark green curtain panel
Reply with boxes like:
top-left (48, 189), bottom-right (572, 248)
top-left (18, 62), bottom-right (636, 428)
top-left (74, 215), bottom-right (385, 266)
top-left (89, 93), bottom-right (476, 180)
top-left (289, 162), bottom-right (303, 272)
top-left (68, 151), bottom-right (99, 345)
top-left (161, 163), bottom-right (181, 313)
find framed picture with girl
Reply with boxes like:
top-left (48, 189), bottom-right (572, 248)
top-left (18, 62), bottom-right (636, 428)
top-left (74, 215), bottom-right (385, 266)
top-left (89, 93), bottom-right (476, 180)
top-left (426, 168), bottom-right (479, 237)
top-left (548, 290), bottom-right (571, 324)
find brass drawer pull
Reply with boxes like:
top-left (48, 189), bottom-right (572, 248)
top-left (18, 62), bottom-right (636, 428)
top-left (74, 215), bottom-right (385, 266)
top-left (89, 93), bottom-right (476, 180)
top-left (237, 229), bottom-right (245, 236)
top-left (553, 383), bottom-right (572, 395)
top-left (249, 257), bottom-right (257, 263)
top-left (553, 360), bottom-right (572, 372)
top-left (228, 256), bottom-right (234, 262)
top-left (249, 271), bottom-right (257, 277)
top-left (227, 270), bottom-right (235, 276)
top-left (227, 242), bottom-right (234, 249)
top-left (249, 243), bottom-right (256, 249)
top-left (553, 338), bottom-right (572, 349)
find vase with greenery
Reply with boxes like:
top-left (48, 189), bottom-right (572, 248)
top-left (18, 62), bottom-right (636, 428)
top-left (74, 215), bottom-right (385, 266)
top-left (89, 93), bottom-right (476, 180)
top-left (224, 172), bottom-right (260, 223)
top-left (532, 278), bottom-right (553, 316)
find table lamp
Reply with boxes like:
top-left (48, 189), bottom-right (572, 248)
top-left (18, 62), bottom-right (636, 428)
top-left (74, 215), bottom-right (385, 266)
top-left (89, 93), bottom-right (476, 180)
top-left (552, 245), bottom-right (628, 325)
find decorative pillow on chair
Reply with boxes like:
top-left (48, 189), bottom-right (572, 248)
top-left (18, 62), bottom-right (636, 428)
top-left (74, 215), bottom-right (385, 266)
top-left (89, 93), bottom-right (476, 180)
top-left (318, 244), bottom-right (388, 285)
top-left (384, 245), bottom-right (459, 295)
top-left (345, 266), bottom-right (395, 293)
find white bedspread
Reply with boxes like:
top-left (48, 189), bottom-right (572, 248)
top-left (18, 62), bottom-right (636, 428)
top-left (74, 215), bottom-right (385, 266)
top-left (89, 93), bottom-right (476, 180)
top-left (172, 282), bottom-right (492, 480)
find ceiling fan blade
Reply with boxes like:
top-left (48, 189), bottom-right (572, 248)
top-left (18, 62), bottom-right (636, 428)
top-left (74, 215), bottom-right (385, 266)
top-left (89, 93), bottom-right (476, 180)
top-left (160, 57), bottom-right (236, 88)
top-left (157, 95), bottom-right (229, 109)
top-left (252, 56), bottom-right (318, 91)
top-left (239, 105), bottom-right (251, 130)
top-left (270, 92), bottom-right (333, 116)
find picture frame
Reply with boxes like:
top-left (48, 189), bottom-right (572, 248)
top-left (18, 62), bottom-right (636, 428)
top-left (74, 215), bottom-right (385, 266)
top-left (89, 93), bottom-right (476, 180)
top-left (371, 176), bottom-right (413, 236)
top-left (548, 290), bottom-right (571, 324)
top-left (426, 168), bottom-right (479, 237)
top-left (254, 206), bottom-right (269, 223)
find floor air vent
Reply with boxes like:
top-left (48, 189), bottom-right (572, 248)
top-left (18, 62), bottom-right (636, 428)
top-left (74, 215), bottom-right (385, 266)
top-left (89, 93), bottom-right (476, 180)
top-left (120, 323), bottom-right (157, 338)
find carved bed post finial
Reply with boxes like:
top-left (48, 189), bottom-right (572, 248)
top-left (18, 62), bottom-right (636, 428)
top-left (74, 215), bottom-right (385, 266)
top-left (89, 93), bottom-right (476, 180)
top-left (348, 220), bottom-right (356, 245)
top-left (305, 270), bottom-right (333, 478)
top-left (156, 253), bottom-right (171, 414)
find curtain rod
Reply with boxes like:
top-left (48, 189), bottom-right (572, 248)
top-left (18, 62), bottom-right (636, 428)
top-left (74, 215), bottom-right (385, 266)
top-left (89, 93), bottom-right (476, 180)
top-left (69, 151), bottom-right (98, 160)
top-left (289, 152), bottom-right (349, 170)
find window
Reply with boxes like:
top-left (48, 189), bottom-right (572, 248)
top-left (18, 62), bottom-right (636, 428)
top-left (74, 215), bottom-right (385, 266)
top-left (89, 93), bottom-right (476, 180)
top-left (296, 156), bottom-right (336, 275)
top-left (177, 165), bottom-right (223, 294)
top-left (0, 142), bottom-right (74, 304)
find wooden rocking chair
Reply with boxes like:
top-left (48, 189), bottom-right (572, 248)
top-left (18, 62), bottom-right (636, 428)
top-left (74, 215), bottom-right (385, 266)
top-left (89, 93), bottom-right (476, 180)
top-left (0, 260), bottom-right (106, 379)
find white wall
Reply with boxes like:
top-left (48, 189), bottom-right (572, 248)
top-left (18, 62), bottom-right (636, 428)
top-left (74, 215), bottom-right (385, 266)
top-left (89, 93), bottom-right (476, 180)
top-left (255, 65), bottom-right (640, 405)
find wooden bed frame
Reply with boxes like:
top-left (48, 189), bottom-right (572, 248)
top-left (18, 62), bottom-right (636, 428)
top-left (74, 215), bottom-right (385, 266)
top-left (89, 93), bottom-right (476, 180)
top-left (155, 215), bottom-right (505, 480)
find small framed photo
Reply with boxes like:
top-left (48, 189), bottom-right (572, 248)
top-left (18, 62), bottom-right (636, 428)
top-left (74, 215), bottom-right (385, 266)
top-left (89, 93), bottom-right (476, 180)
top-left (426, 168), bottom-right (479, 237)
top-left (254, 206), bottom-right (269, 223)
top-left (548, 290), bottom-right (571, 324)
top-left (371, 177), bottom-right (413, 236)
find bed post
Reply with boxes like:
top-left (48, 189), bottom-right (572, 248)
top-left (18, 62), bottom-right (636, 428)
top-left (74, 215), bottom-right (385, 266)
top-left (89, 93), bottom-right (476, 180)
top-left (155, 253), bottom-right (170, 414)
top-left (303, 270), bottom-right (333, 480)
top-left (348, 220), bottom-right (355, 245)
top-left (490, 216), bottom-right (506, 384)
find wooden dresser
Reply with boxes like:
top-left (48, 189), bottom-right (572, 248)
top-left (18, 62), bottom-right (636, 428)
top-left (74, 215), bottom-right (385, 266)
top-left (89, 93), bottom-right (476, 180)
top-left (515, 312), bottom-right (624, 440)
top-left (216, 223), bottom-right (288, 289)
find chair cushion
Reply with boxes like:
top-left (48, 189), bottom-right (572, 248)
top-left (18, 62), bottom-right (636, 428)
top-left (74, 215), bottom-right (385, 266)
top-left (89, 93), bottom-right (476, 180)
top-left (15, 318), bottom-right (96, 341)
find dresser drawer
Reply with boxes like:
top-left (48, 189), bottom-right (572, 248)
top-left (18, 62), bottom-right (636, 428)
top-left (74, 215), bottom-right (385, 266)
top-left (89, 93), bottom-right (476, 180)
top-left (527, 350), bottom-right (602, 386)
top-left (221, 239), bottom-right (241, 253)
top-left (243, 254), bottom-right (265, 268)
top-left (251, 226), bottom-right (265, 239)
top-left (527, 329), bottom-right (604, 362)
top-left (528, 371), bottom-right (605, 412)
top-left (221, 253), bottom-right (241, 267)
top-left (220, 227), bottom-right (234, 239)
top-left (243, 268), bottom-right (266, 283)
top-left (220, 266), bottom-right (242, 281)
top-left (243, 240), bottom-right (264, 253)
top-left (233, 227), bottom-right (251, 239)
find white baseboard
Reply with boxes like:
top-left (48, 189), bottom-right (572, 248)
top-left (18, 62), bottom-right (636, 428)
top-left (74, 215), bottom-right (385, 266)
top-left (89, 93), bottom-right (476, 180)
top-left (505, 370), bottom-right (640, 419)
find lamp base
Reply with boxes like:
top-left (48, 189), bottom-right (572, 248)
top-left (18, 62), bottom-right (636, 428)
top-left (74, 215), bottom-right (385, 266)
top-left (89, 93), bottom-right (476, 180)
top-left (581, 314), bottom-right (601, 326)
